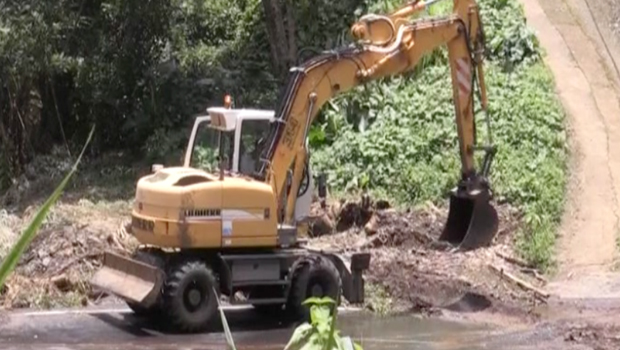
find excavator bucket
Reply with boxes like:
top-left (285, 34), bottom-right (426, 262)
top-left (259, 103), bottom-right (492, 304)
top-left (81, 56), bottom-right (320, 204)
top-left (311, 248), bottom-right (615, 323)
top-left (438, 193), bottom-right (499, 250)
top-left (90, 251), bottom-right (165, 308)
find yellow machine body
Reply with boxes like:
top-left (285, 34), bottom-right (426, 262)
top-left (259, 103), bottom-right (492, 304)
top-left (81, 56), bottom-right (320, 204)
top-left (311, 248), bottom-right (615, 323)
top-left (130, 167), bottom-right (280, 249)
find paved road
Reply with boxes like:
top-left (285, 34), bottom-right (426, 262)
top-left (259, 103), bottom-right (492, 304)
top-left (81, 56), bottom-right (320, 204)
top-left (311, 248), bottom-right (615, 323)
top-left (0, 304), bottom-right (592, 350)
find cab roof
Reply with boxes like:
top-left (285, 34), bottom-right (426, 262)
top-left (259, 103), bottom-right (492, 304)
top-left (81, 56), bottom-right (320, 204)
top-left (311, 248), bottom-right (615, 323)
top-left (206, 107), bottom-right (275, 132)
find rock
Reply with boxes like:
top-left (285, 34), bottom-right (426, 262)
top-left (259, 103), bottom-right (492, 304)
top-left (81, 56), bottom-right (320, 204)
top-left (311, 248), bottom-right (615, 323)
top-left (375, 199), bottom-right (391, 210)
top-left (51, 275), bottom-right (72, 292)
top-left (310, 214), bottom-right (335, 237)
top-left (364, 215), bottom-right (379, 235)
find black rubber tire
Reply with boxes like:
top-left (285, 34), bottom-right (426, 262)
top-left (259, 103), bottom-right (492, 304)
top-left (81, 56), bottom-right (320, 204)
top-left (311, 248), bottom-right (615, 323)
top-left (162, 260), bottom-right (219, 333)
top-left (286, 255), bottom-right (342, 321)
top-left (126, 248), bottom-right (165, 317)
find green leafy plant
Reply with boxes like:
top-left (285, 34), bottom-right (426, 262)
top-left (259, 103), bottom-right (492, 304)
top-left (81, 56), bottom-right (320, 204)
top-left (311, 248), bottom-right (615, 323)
top-left (284, 297), bottom-right (362, 350)
top-left (216, 296), bottom-right (363, 350)
top-left (0, 126), bottom-right (95, 289)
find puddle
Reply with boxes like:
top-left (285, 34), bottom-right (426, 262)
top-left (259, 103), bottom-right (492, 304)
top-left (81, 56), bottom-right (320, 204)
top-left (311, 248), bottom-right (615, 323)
top-left (335, 312), bottom-right (496, 350)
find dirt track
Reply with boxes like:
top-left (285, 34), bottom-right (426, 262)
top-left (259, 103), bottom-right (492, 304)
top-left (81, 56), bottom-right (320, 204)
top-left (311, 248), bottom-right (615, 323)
top-left (524, 0), bottom-right (620, 298)
top-left (517, 0), bottom-right (620, 348)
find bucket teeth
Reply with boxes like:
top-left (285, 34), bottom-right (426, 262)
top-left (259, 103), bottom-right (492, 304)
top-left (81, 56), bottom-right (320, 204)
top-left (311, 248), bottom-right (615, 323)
top-left (438, 193), bottom-right (499, 250)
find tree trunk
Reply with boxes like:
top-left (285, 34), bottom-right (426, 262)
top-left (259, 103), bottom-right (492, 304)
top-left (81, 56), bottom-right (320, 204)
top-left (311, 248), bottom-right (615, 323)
top-left (284, 0), bottom-right (297, 67)
top-left (261, 0), bottom-right (297, 79)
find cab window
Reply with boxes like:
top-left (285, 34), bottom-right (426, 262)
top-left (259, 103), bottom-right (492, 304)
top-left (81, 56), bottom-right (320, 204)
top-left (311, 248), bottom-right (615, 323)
top-left (237, 119), bottom-right (270, 175)
top-left (190, 121), bottom-right (234, 172)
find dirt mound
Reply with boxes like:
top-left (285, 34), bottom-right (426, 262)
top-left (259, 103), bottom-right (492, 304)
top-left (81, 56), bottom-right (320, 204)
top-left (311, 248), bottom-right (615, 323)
top-left (309, 201), bottom-right (546, 322)
top-left (0, 202), bottom-right (136, 309)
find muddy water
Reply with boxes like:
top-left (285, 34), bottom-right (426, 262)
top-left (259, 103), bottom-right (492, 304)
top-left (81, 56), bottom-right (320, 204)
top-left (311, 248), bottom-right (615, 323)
top-left (0, 307), bottom-right (494, 350)
top-left (318, 311), bottom-right (576, 350)
top-left (337, 313), bottom-right (491, 350)
top-left (0, 306), bottom-right (581, 350)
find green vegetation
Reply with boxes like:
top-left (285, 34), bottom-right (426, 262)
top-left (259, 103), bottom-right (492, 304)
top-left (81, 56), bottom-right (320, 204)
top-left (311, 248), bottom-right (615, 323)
top-left (0, 0), bottom-right (567, 270)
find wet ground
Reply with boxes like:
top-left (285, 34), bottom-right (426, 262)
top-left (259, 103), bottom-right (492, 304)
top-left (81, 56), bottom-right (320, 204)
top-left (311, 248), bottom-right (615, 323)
top-left (0, 304), bottom-right (596, 350)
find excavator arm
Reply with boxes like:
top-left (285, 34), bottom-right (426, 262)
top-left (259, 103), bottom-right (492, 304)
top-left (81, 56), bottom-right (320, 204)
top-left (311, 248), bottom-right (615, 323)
top-left (259, 0), bottom-right (498, 250)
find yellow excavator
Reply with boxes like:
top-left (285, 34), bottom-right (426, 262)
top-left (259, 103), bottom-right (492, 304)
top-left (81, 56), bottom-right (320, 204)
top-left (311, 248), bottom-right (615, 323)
top-left (91, 0), bottom-right (499, 332)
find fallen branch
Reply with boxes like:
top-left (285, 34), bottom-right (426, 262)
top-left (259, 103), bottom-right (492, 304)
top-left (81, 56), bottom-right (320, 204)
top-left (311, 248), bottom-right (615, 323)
top-left (49, 251), bottom-right (100, 276)
top-left (488, 264), bottom-right (549, 300)
top-left (520, 267), bottom-right (548, 284)
top-left (411, 230), bottom-right (433, 244)
top-left (495, 251), bottom-right (532, 268)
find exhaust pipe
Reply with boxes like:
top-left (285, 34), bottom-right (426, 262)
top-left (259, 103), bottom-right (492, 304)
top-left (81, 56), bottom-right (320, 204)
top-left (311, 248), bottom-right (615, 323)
top-left (438, 189), bottom-right (499, 250)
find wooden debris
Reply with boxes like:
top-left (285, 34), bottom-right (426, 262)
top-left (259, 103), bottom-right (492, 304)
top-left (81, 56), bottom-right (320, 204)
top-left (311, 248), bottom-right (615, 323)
top-left (51, 251), bottom-right (100, 276)
top-left (520, 267), bottom-right (548, 284)
top-left (488, 264), bottom-right (550, 300)
top-left (495, 251), bottom-right (532, 268)
top-left (411, 230), bottom-right (433, 245)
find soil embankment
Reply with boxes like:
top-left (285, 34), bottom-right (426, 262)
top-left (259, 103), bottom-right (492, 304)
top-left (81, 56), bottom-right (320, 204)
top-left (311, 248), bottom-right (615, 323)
top-left (518, 0), bottom-right (620, 348)
top-left (524, 0), bottom-right (620, 299)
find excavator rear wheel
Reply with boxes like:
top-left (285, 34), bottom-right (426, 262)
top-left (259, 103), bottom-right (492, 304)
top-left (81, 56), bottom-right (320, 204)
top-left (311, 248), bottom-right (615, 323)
top-left (162, 259), bottom-right (219, 333)
top-left (126, 248), bottom-right (165, 317)
top-left (286, 255), bottom-right (342, 321)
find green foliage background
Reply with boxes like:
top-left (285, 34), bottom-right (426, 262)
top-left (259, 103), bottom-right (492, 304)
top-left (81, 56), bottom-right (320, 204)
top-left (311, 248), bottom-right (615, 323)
top-left (0, 0), bottom-right (567, 269)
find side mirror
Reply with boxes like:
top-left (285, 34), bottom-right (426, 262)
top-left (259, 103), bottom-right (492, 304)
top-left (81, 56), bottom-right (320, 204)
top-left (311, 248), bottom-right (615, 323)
top-left (152, 164), bottom-right (164, 173)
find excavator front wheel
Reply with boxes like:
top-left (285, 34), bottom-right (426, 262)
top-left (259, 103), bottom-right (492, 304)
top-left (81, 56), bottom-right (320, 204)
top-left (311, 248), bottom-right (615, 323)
top-left (163, 260), bottom-right (219, 333)
top-left (439, 192), bottom-right (499, 250)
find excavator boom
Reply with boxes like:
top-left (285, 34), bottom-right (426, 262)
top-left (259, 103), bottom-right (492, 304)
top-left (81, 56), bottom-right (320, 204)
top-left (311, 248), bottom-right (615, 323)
top-left (258, 0), bottom-right (498, 249)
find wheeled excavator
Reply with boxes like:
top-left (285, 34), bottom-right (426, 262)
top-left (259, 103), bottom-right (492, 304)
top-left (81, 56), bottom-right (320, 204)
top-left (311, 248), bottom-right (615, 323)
top-left (90, 0), bottom-right (499, 332)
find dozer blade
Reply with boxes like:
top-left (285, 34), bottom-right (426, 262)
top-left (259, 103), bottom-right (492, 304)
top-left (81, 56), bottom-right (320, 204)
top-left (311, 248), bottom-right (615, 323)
top-left (90, 251), bottom-right (165, 308)
top-left (438, 194), bottom-right (499, 250)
